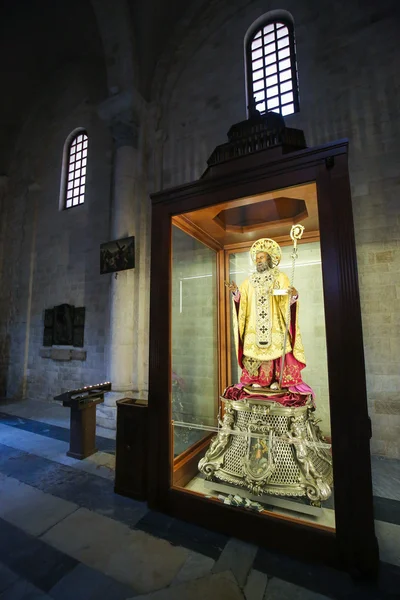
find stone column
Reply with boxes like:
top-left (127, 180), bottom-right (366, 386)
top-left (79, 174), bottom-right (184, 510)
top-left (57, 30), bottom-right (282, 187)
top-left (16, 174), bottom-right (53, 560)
top-left (0, 177), bottom-right (9, 398)
top-left (96, 106), bottom-right (151, 430)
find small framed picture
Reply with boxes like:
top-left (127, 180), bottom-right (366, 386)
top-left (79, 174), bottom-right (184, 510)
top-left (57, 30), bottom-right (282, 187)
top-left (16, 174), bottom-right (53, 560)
top-left (100, 236), bottom-right (135, 274)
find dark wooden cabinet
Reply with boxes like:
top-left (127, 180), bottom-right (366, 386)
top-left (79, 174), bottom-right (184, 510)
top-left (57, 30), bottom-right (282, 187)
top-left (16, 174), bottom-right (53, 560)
top-left (114, 398), bottom-right (148, 501)
top-left (148, 116), bottom-right (379, 578)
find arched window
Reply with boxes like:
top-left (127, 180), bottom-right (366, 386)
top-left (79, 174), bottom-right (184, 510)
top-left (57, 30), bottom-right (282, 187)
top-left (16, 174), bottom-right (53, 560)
top-left (62, 130), bottom-right (88, 209)
top-left (245, 14), bottom-right (299, 117)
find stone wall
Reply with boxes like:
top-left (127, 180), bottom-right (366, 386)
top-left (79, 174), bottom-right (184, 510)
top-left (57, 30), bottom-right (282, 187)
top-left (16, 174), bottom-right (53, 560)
top-left (0, 62), bottom-right (112, 402)
top-left (154, 0), bottom-right (400, 458)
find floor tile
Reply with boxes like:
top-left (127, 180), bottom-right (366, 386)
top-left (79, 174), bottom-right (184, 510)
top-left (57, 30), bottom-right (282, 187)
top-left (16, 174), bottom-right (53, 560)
top-left (0, 444), bottom-right (147, 528)
top-left (48, 563), bottom-right (135, 600)
top-left (135, 511), bottom-right (228, 560)
top-left (264, 578), bottom-right (331, 599)
top-left (173, 550), bottom-right (215, 584)
top-left (0, 476), bottom-right (78, 536)
top-left (375, 520), bottom-right (400, 567)
top-left (106, 531), bottom-right (187, 593)
top-left (0, 579), bottom-right (52, 599)
top-left (0, 412), bottom-right (116, 454)
top-left (126, 570), bottom-right (244, 600)
top-left (167, 518), bottom-right (229, 560)
top-left (0, 563), bottom-right (19, 593)
top-left (373, 496), bottom-right (400, 527)
top-left (244, 569), bottom-right (268, 600)
top-left (253, 547), bottom-right (355, 599)
top-left (371, 456), bottom-right (400, 502)
top-left (0, 422), bottom-right (114, 479)
top-left (40, 507), bottom-right (135, 567)
top-left (213, 538), bottom-right (258, 586)
top-left (41, 507), bottom-right (187, 593)
top-left (0, 518), bottom-right (78, 593)
top-left (0, 399), bottom-right (115, 440)
top-left (134, 510), bottom-right (175, 539)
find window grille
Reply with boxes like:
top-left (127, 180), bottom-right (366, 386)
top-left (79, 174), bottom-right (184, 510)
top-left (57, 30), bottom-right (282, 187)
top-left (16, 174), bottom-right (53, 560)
top-left (64, 132), bottom-right (88, 209)
top-left (246, 19), bottom-right (299, 117)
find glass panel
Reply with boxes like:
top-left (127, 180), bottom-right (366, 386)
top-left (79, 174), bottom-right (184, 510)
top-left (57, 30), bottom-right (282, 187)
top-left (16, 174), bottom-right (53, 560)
top-left (252, 58), bottom-right (263, 72)
top-left (252, 37), bottom-right (262, 51)
top-left (281, 91), bottom-right (294, 104)
top-left (278, 47), bottom-right (290, 61)
top-left (252, 48), bottom-right (263, 61)
top-left (253, 79), bottom-right (265, 92)
top-left (254, 91), bottom-right (265, 103)
top-left (225, 240), bottom-right (334, 528)
top-left (280, 68), bottom-right (292, 82)
top-left (255, 101), bottom-right (266, 113)
top-left (267, 96), bottom-right (279, 109)
top-left (281, 103), bottom-right (295, 116)
top-left (266, 85), bottom-right (278, 99)
top-left (265, 64), bottom-right (277, 77)
top-left (279, 58), bottom-right (291, 71)
top-left (277, 25), bottom-right (288, 38)
top-left (280, 80), bottom-right (293, 94)
top-left (264, 41), bottom-right (276, 56)
top-left (266, 74), bottom-right (278, 87)
top-left (265, 52), bottom-right (277, 66)
top-left (171, 185), bottom-right (334, 531)
top-left (171, 226), bottom-right (218, 457)
top-left (277, 36), bottom-right (289, 50)
top-left (263, 24), bottom-right (274, 36)
top-left (252, 68), bottom-right (264, 82)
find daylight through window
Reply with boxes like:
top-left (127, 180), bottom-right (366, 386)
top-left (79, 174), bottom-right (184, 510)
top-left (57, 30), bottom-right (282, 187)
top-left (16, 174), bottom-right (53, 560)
top-left (65, 132), bottom-right (88, 209)
top-left (247, 20), bottom-right (299, 117)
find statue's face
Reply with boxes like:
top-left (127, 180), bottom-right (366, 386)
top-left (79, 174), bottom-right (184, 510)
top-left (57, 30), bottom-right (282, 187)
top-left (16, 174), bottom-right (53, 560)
top-left (256, 251), bottom-right (271, 272)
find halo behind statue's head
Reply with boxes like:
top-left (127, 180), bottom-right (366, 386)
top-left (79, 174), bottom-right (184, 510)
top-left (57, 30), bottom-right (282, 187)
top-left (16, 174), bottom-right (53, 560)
top-left (250, 238), bottom-right (282, 267)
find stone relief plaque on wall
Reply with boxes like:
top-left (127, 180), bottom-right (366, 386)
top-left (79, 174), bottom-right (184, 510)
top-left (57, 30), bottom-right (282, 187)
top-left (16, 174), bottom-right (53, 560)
top-left (42, 304), bottom-right (85, 348)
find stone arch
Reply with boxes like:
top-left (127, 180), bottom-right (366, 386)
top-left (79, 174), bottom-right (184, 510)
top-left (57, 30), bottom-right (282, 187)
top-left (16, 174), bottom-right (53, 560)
top-left (90, 0), bottom-right (137, 95)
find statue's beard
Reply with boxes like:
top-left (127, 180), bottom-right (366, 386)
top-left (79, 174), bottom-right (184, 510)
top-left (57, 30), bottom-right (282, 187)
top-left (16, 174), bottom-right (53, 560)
top-left (256, 262), bottom-right (269, 273)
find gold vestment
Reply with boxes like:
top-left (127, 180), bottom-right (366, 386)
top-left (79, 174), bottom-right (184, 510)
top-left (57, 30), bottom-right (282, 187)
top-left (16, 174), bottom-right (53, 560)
top-left (233, 269), bottom-right (306, 365)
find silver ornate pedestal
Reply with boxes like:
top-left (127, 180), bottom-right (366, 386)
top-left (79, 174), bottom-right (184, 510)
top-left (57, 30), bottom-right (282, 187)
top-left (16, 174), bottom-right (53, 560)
top-left (198, 397), bottom-right (333, 505)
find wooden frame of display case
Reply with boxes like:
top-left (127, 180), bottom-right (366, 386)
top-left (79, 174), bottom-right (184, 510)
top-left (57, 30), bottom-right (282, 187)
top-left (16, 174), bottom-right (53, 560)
top-left (148, 139), bottom-right (379, 577)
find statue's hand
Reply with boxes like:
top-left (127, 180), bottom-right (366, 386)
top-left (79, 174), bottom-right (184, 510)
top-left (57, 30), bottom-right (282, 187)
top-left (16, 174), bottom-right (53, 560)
top-left (224, 280), bottom-right (238, 294)
top-left (289, 286), bottom-right (298, 299)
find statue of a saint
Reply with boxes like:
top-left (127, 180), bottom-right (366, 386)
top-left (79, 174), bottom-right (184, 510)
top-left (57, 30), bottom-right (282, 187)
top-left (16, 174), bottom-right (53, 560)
top-left (224, 237), bottom-right (313, 405)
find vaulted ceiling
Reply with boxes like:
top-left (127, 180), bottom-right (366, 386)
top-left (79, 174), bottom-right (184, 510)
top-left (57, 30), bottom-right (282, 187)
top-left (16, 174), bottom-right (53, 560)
top-left (128, 0), bottom-right (193, 98)
top-left (0, 0), bottom-right (106, 171)
top-left (0, 0), bottom-right (210, 171)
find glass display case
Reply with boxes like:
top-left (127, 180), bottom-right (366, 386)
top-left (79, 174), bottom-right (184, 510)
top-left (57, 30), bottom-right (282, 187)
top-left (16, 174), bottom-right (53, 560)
top-left (149, 120), bottom-right (378, 576)
top-left (170, 186), bottom-right (335, 530)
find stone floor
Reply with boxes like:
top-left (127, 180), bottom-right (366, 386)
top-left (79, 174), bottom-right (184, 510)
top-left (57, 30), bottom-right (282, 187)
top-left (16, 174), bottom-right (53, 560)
top-left (0, 399), bottom-right (399, 599)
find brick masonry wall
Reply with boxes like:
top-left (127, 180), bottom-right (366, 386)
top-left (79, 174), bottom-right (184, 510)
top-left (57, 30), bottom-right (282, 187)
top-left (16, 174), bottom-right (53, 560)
top-left (155, 0), bottom-right (400, 458)
top-left (0, 62), bottom-right (113, 403)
